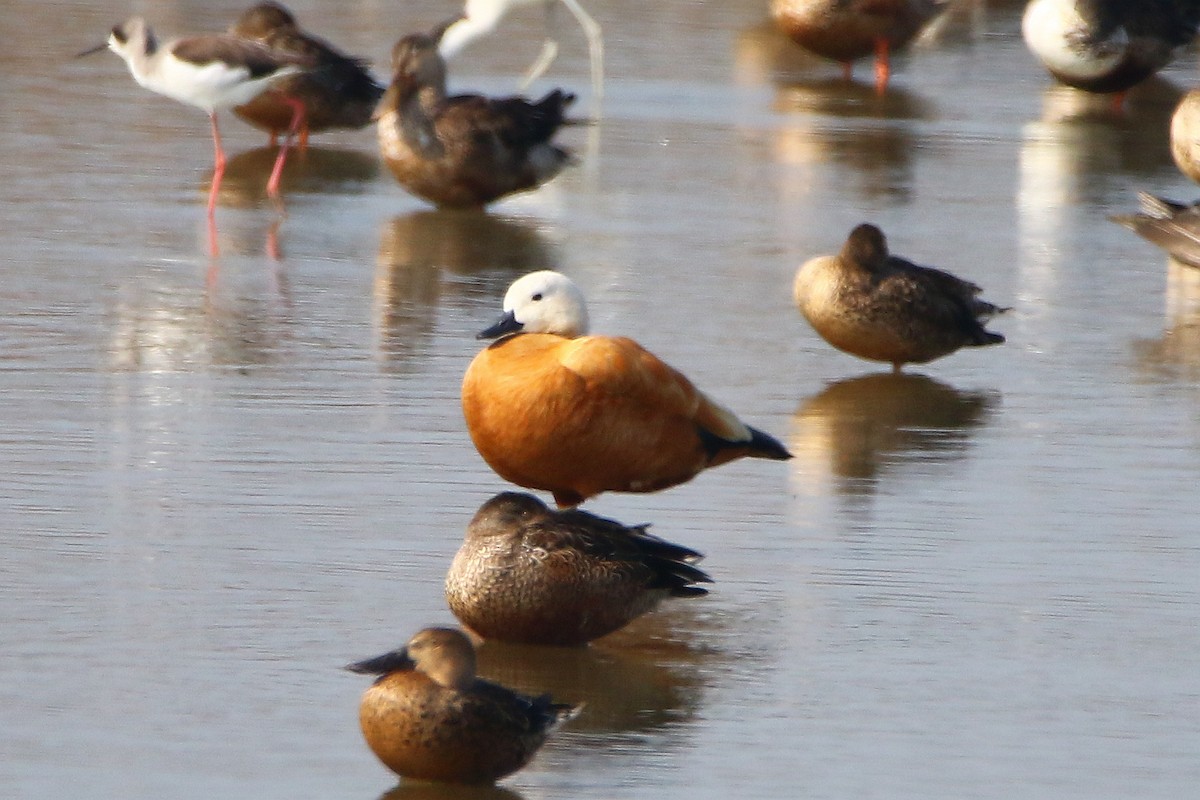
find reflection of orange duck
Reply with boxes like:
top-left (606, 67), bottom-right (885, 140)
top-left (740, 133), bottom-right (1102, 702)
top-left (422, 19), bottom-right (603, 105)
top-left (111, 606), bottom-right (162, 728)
top-left (794, 224), bottom-right (1007, 371)
top-left (447, 492), bottom-right (711, 646)
top-left (769, 0), bottom-right (946, 91)
top-left (376, 23), bottom-right (576, 209)
top-left (462, 271), bottom-right (792, 508)
top-left (230, 2), bottom-right (383, 146)
top-left (347, 627), bottom-right (579, 784)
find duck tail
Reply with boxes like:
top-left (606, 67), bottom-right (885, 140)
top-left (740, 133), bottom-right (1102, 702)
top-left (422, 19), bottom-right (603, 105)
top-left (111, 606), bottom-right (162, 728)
top-left (971, 329), bottom-right (1005, 347)
top-left (747, 425), bottom-right (793, 461)
top-left (698, 424), bottom-right (793, 463)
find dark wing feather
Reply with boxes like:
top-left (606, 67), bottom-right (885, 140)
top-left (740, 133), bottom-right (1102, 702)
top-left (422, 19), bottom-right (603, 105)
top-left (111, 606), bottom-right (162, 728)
top-left (172, 34), bottom-right (302, 78)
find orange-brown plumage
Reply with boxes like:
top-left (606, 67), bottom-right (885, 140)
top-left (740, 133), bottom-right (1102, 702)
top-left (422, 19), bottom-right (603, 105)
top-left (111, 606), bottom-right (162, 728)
top-left (347, 627), bottom-right (578, 784)
top-left (462, 272), bottom-right (791, 508)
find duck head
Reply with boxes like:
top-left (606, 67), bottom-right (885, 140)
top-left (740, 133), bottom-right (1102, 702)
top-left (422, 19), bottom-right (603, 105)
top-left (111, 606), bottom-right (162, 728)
top-left (478, 270), bottom-right (591, 340)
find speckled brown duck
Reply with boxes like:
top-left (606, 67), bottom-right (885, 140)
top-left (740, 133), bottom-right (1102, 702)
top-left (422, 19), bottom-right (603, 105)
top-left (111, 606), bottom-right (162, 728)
top-left (230, 2), bottom-right (384, 146)
top-left (793, 223), bottom-right (1007, 371)
top-left (446, 492), bottom-right (711, 646)
top-left (770, 0), bottom-right (947, 91)
top-left (374, 21), bottom-right (576, 209)
top-left (1023, 0), bottom-right (1200, 100)
top-left (346, 627), bottom-right (579, 784)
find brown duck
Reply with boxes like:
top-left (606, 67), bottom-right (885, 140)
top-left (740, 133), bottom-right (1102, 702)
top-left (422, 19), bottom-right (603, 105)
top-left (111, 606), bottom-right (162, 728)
top-left (794, 223), bottom-right (1007, 371)
top-left (446, 492), bottom-right (711, 646)
top-left (770, 0), bottom-right (947, 92)
top-left (230, 1), bottom-right (384, 146)
top-left (375, 21), bottom-right (576, 208)
top-left (347, 627), bottom-right (579, 784)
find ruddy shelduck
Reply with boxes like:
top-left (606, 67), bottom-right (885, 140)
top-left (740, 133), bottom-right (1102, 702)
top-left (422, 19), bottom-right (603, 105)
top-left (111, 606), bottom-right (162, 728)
top-left (347, 627), bottom-right (579, 784)
top-left (461, 271), bottom-right (793, 508)
top-left (794, 224), bottom-right (1007, 371)
top-left (446, 492), bottom-right (711, 646)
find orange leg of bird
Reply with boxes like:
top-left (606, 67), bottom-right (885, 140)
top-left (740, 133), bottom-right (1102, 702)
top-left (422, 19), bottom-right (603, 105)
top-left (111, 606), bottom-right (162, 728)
top-left (873, 38), bottom-right (890, 94)
top-left (1109, 90), bottom-right (1127, 113)
top-left (267, 97), bottom-right (307, 199)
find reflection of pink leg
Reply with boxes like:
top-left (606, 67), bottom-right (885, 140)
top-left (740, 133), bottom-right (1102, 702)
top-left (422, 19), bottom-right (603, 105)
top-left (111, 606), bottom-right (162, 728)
top-left (873, 38), bottom-right (890, 95)
top-left (208, 112), bottom-right (227, 218)
top-left (266, 216), bottom-right (282, 261)
top-left (267, 97), bottom-right (306, 199)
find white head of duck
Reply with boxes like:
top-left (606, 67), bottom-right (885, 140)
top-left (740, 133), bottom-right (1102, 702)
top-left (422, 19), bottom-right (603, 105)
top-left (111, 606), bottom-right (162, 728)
top-left (478, 270), bottom-right (591, 340)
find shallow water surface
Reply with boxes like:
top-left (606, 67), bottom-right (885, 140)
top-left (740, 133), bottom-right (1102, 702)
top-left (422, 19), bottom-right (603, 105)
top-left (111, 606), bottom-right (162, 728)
top-left (2, 1), bottom-right (1199, 798)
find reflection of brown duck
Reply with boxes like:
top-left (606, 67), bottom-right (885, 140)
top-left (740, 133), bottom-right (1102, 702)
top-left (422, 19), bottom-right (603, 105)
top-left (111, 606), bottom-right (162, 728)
top-left (373, 212), bottom-right (555, 368)
top-left (475, 634), bottom-right (705, 734)
top-left (770, 0), bottom-right (947, 91)
top-left (376, 22), bottom-right (576, 208)
top-left (791, 372), bottom-right (998, 486)
top-left (378, 211), bottom-right (556, 273)
top-left (447, 492), bottom-right (711, 646)
top-left (215, 145), bottom-right (379, 205)
top-left (230, 2), bottom-right (383, 145)
top-left (1111, 193), bottom-right (1200, 268)
top-left (347, 627), bottom-right (580, 785)
top-left (794, 224), bottom-right (1007, 371)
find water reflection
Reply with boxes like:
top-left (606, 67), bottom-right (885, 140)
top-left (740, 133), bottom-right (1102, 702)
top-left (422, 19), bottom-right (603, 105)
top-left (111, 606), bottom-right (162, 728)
top-left (790, 372), bottom-right (999, 497)
top-left (107, 280), bottom-right (290, 372)
top-left (373, 211), bottom-right (557, 368)
top-left (475, 631), bottom-right (704, 734)
top-left (1133, 257), bottom-right (1200, 382)
top-left (770, 80), bottom-right (932, 203)
top-left (378, 781), bottom-right (525, 800)
top-left (1017, 80), bottom-right (1183, 303)
top-left (214, 146), bottom-right (380, 208)
top-left (1018, 81), bottom-right (1182, 207)
top-left (732, 20), bottom-right (825, 87)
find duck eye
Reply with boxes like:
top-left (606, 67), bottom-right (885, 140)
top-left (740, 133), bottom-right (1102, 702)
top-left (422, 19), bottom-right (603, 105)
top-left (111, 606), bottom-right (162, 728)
top-left (531, 293), bottom-right (543, 301)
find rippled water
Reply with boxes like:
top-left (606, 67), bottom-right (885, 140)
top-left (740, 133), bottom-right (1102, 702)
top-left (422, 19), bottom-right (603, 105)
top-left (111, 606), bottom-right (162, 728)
top-left (3, 1), bottom-right (1199, 798)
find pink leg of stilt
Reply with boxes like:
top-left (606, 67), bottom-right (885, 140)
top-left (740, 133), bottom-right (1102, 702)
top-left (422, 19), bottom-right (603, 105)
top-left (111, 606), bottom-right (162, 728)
top-left (266, 97), bottom-right (306, 199)
top-left (208, 112), bottom-right (227, 218)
